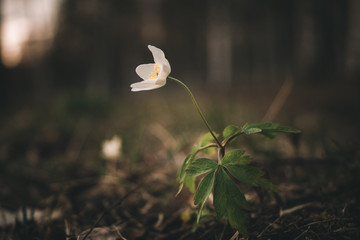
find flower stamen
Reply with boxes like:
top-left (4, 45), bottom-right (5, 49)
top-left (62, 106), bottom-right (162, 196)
top-left (149, 63), bottom-right (160, 79)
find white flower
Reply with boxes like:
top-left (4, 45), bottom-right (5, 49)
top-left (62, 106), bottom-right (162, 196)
top-left (131, 45), bottom-right (171, 92)
top-left (102, 135), bottom-right (122, 160)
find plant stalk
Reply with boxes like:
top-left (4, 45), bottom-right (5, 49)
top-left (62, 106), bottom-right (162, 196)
top-left (168, 76), bottom-right (222, 148)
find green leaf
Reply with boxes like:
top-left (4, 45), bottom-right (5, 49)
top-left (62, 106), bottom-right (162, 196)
top-left (213, 168), bottom-right (228, 219)
top-left (176, 146), bottom-right (200, 195)
top-left (224, 163), bottom-right (278, 192)
top-left (194, 170), bottom-right (216, 205)
top-left (177, 153), bottom-right (193, 182)
top-left (199, 132), bottom-right (219, 147)
top-left (198, 132), bottom-right (219, 155)
top-left (184, 174), bottom-right (196, 193)
top-left (243, 127), bottom-right (262, 135)
top-left (223, 168), bottom-right (250, 210)
top-left (223, 125), bottom-right (241, 139)
top-left (176, 153), bottom-right (192, 182)
top-left (214, 167), bottom-right (250, 236)
top-left (276, 125), bottom-right (301, 134)
top-left (244, 122), bottom-right (277, 130)
top-left (214, 167), bottom-right (251, 217)
top-left (194, 170), bottom-right (216, 223)
top-left (176, 174), bottom-right (196, 196)
top-left (227, 155), bottom-right (253, 166)
top-left (186, 158), bottom-right (218, 177)
top-left (254, 177), bottom-right (279, 192)
top-left (224, 164), bottom-right (264, 186)
top-left (242, 122), bottom-right (300, 138)
top-left (227, 201), bottom-right (248, 237)
top-left (221, 149), bottom-right (248, 165)
top-left (177, 146), bottom-right (201, 181)
top-left (176, 183), bottom-right (184, 196)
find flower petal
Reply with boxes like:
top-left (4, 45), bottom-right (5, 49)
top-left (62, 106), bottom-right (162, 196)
top-left (131, 45), bottom-right (170, 92)
top-left (148, 45), bottom-right (171, 71)
top-left (157, 65), bottom-right (170, 82)
top-left (135, 63), bottom-right (156, 80)
top-left (148, 45), bottom-right (165, 63)
top-left (131, 78), bottom-right (157, 88)
top-left (130, 79), bottom-right (165, 92)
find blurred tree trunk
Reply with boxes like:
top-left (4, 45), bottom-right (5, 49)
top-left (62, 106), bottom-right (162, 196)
top-left (293, 0), bottom-right (349, 82)
top-left (293, 0), bottom-right (317, 82)
top-left (316, 0), bottom-right (348, 82)
top-left (346, 0), bottom-right (360, 81)
top-left (138, 0), bottom-right (165, 44)
top-left (0, 0), bottom-right (5, 111)
top-left (206, 1), bottom-right (232, 90)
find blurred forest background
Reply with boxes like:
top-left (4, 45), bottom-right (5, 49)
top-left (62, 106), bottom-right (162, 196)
top-left (1, 0), bottom-right (360, 102)
top-left (0, 0), bottom-right (360, 239)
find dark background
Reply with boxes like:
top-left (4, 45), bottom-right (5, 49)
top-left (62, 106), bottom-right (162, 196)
top-left (1, 0), bottom-right (359, 104)
top-left (0, 1), bottom-right (359, 239)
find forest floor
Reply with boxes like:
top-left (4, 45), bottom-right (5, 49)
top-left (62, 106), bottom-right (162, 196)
top-left (0, 82), bottom-right (359, 239)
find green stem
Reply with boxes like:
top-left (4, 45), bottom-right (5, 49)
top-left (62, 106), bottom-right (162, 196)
top-left (222, 132), bottom-right (242, 147)
top-left (167, 76), bottom-right (222, 148)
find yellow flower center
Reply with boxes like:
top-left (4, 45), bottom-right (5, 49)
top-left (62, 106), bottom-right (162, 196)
top-left (149, 63), bottom-right (160, 79)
